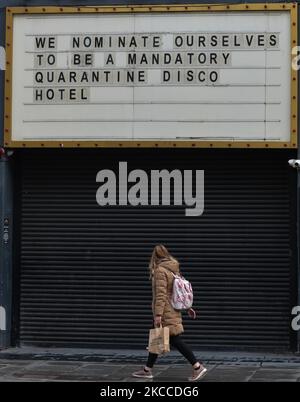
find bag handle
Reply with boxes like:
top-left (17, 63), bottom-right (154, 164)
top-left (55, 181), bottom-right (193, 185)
top-left (188, 308), bottom-right (197, 319)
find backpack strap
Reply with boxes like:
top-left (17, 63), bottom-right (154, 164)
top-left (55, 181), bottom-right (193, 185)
top-left (160, 265), bottom-right (181, 277)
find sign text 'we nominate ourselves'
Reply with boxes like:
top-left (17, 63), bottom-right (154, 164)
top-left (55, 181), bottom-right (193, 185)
top-left (33, 32), bottom-right (279, 103)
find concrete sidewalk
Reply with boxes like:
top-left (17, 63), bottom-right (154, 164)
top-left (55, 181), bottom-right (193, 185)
top-left (0, 347), bottom-right (300, 382)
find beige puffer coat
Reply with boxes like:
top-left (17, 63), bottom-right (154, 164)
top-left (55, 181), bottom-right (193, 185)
top-left (152, 257), bottom-right (184, 336)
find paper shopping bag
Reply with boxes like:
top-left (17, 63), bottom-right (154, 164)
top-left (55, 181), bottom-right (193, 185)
top-left (147, 325), bottom-right (170, 355)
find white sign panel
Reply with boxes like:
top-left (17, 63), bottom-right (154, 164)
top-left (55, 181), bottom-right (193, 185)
top-left (8, 9), bottom-right (294, 145)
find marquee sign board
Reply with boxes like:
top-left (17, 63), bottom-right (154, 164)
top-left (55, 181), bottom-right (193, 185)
top-left (4, 4), bottom-right (297, 148)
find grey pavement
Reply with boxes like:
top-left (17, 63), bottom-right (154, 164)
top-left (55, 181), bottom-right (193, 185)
top-left (0, 347), bottom-right (300, 382)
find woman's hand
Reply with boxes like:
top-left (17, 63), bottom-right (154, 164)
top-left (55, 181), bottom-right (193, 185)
top-left (154, 316), bottom-right (162, 327)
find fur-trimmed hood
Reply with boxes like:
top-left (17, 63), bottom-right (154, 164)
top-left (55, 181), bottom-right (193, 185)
top-left (158, 258), bottom-right (180, 274)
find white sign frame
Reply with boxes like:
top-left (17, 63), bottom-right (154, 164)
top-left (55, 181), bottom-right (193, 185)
top-left (4, 4), bottom-right (298, 148)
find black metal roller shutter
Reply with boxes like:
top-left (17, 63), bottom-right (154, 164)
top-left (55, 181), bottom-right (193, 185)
top-left (17, 149), bottom-right (297, 351)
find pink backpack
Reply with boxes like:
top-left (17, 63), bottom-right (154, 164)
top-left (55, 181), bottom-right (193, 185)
top-left (169, 272), bottom-right (194, 311)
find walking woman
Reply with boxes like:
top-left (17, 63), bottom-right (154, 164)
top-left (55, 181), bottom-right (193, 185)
top-left (132, 244), bottom-right (207, 381)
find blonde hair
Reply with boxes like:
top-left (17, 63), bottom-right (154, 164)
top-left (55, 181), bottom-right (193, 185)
top-left (149, 244), bottom-right (173, 279)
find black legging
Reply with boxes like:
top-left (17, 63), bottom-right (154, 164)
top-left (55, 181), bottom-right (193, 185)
top-left (146, 334), bottom-right (198, 368)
